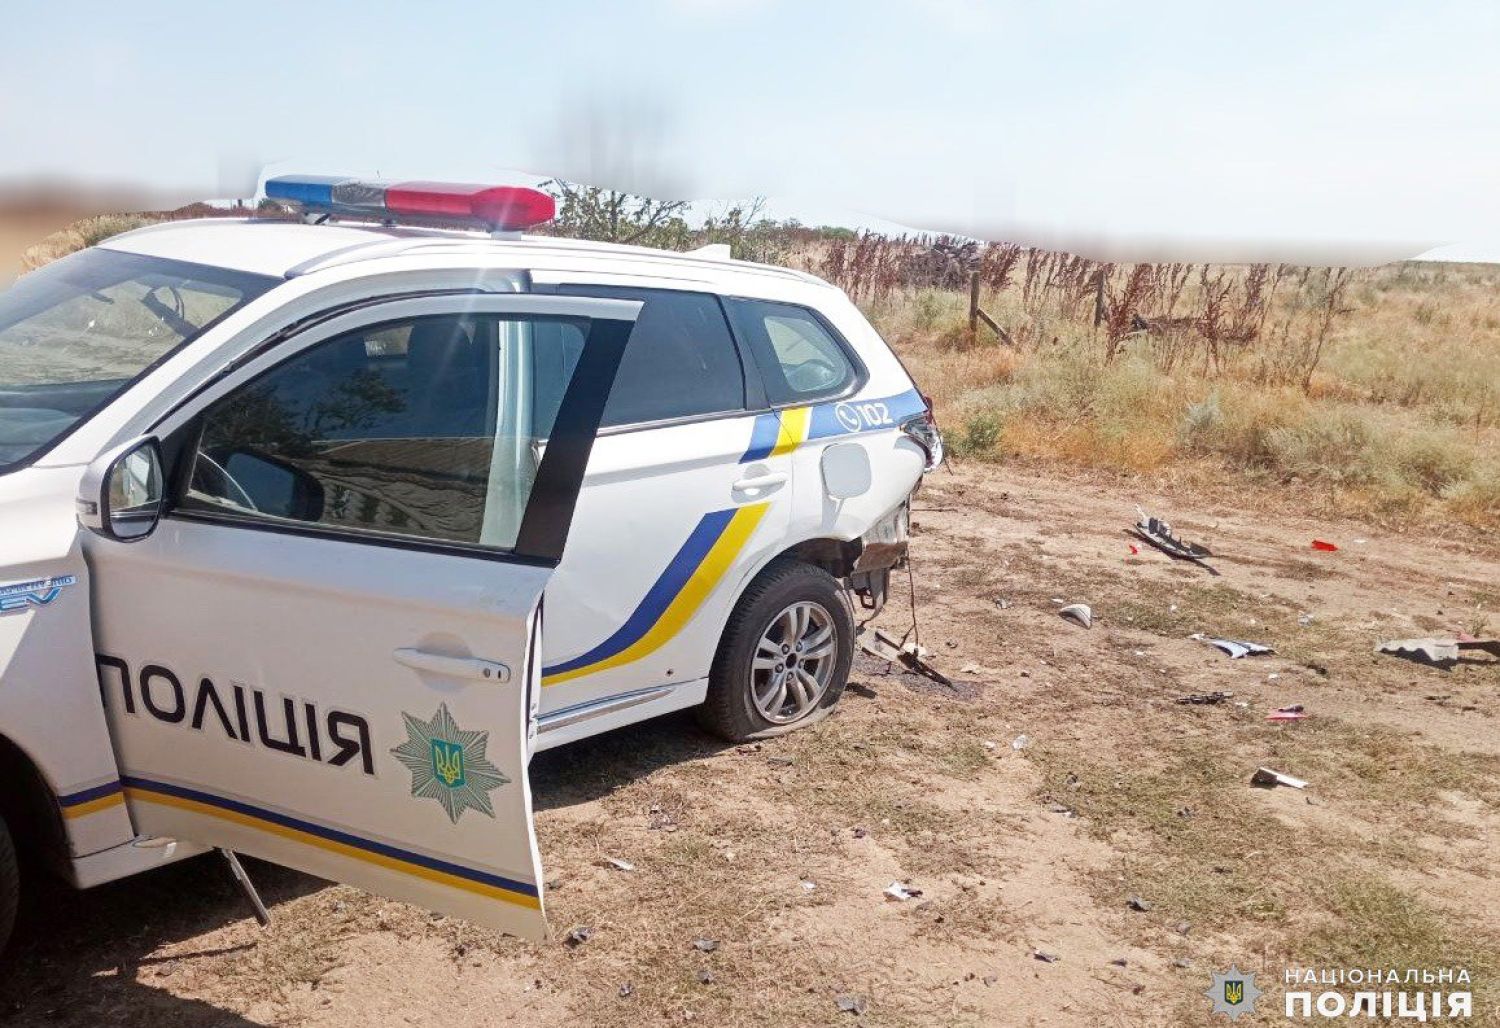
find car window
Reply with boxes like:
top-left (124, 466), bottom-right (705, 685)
top-left (723, 298), bottom-right (858, 406)
top-left (548, 285), bottom-right (744, 427)
top-left (0, 248), bottom-right (274, 472)
top-left (178, 313), bottom-right (588, 551)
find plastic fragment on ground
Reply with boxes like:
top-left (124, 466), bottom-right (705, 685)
top-left (1059, 603), bottom-right (1092, 628)
top-left (1190, 634), bottom-right (1274, 659)
top-left (1250, 766), bottom-right (1307, 789)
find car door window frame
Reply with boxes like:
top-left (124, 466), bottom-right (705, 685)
top-left (142, 293), bottom-right (639, 568)
top-left (541, 283), bottom-right (766, 434)
top-left (720, 296), bottom-right (868, 412)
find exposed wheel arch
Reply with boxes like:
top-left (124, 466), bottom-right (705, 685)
top-left (0, 734), bottom-right (69, 875)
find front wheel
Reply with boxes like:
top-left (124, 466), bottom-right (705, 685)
top-left (698, 560), bottom-right (854, 742)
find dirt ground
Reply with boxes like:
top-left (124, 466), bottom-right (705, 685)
top-left (3, 463), bottom-right (1497, 1027)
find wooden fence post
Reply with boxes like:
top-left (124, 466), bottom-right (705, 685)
top-left (969, 271), bottom-right (981, 335)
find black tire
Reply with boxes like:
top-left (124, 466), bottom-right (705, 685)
top-left (698, 559), bottom-right (854, 742)
top-left (0, 814), bottom-right (17, 958)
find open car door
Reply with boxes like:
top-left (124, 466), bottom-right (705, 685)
top-left (82, 294), bottom-right (639, 941)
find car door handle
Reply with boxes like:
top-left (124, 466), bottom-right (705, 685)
top-left (392, 648), bottom-right (511, 683)
top-left (732, 471), bottom-right (788, 491)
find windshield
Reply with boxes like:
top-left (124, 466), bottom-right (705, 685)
top-left (0, 247), bottom-right (276, 472)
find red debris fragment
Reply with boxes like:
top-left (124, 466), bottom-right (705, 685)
top-left (1129, 544), bottom-right (1139, 555)
top-left (1311, 540), bottom-right (1338, 552)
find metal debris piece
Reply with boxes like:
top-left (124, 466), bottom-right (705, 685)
top-left (564, 925), bottom-right (594, 947)
top-left (1251, 766), bottom-right (1308, 790)
top-left (1132, 507), bottom-right (1218, 575)
top-left (1266, 705), bottom-right (1307, 722)
top-left (1010, 733), bottom-right (1030, 751)
top-left (1311, 539), bottom-right (1339, 552)
top-left (836, 994), bottom-right (869, 1015)
top-left (602, 857), bottom-right (635, 872)
top-left (696, 969), bottom-right (715, 985)
top-left (858, 628), bottom-right (956, 690)
top-left (884, 881), bottom-right (922, 902)
top-left (1059, 603), bottom-right (1093, 629)
top-left (1110, 958), bottom-right (1129, 967)
top-left (693, 938), bottom-right (719, 953)
top-left (800, 879), bottom-right (817, 892)
top-left (1033, 950), bottom-right (1060, 963)
top-left (617, 982), bottom-right (634, 998)
top-left (1176, 691), bottom-right (1235, 705)
top-left (1191, 634), bottom-right (1274, 659)
top-left (1127, 895), bottom-right (1152, 912)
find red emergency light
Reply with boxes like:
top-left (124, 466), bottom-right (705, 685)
top-left (265, 176), bottom-right (557, 232)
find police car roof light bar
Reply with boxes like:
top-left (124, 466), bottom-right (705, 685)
top-left (264, 176), bottom-right (556, 232)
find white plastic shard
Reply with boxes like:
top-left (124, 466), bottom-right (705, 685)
top-left (1191, 634), bottom-right (1273, 659)
top-left (1059, 604), bottom-right (1092, 628)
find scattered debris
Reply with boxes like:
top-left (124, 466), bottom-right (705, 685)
top-left (1045, 800), bottom-right (1075, 817)
top-left (1110, 958), bottom-right (1129, 968)
top-left (1010, 734), bottom-right (1031, 751)
top-left (1251, 767), bottom-right (1308, 790)
top-left (852, 826), bottom-right (868, 839)
top-left (1059, 603), bottom-right (1093, 629)
top-left (1173, 958), bottom-right (1195, 969)
top-left (766, 755), bottom-right (796, 767)
top-left (1378, 636), bottom-right (1500, 667)
top-left (602, 857), bottom-right (635, 872)
top-left (1132, 508), bottom-right (1218, 575)
top-left (693, 938), bottom-right (720, 953)
top-left (564, 925), bottom-right (594, 948)
top-left (1311, 539), bottom-right (1339, 552)
top-left (884, 881), bottom-right (923, 902)
top-left (800, 879), bottom-right (817, 893)
top-left (858, 628), bottom-right (956, 690)
top-left (696, 969), bottom-right (716, 985)
top-left (994, 597), bottom-right (1011, 610)
top-left (1266, 705), bottom-right (1307, 722)
top-left (1174, 921), bottom-right (1191, 936)
top-left (982, 739), bottom-right (997, 751)
top-left (1298, 613), bottom-right (1315, 626)
top-left (1033, 950), bottom-right (1060, 963)
top-left (1127, 895), bottom-right (1152, 912)
top-left (1176, 691), bottom-right (1234, 705)
top-left (617, 982), bottom-right (634, 998)
top-left (836, 994), bottom-right (869, 1015)
top-left (1191, 634), bottom-right (1274, 659)
top-left (1128, 544), bottom-right (1139, 555)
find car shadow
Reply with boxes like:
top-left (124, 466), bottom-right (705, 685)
top-left (529, 710), bottom-right (737, 812)
top-left (0, 713), bottom-right (739, 1024)
top-left (0, 851), bottom-right (325, 1027)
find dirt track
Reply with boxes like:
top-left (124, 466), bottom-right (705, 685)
top-left (3, 463), bottom-right (1497, 1027)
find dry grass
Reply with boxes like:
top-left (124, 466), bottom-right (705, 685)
top-left (836, 258), bottom-right (1500, 532)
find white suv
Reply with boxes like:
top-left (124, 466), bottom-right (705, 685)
top-left (0, 177), bottom-right (942, 945)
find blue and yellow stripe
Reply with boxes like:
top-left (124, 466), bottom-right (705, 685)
top-left (122, 776), bottom-right (541, 909)
top-left (58, 780), bottom-right (126, 819)
top-left (739, 388), bottom-right (926, 463)
top-left (542, 502), bottom-right (769, 686)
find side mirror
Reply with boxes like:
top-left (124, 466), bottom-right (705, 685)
top-left (820, 442), bottom-right (872, 499)
top-left (78, 437), bottom-right (164, 542)
top-left (209, 448), bottom-right (326, 521)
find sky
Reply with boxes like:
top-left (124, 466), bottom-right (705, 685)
top-left (2, 1), bottom-right (1498, 263)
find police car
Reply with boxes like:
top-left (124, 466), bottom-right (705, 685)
top-left (0, 177), bottom-right (942, 946)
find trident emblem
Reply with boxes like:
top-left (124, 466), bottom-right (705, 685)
top-left (431, 739), bottom-right (466, 788)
